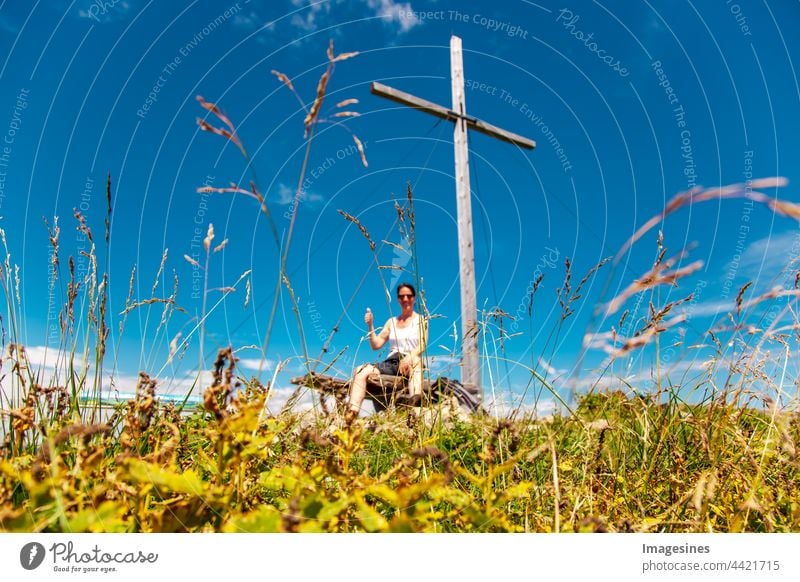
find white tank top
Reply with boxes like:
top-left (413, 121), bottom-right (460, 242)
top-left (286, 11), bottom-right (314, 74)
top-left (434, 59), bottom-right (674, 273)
top-left (388, 313), bottom-right (421, 355)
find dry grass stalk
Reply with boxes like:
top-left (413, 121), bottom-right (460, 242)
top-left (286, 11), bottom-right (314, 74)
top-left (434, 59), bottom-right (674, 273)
top-left (183, 254), bottom-right (200, 268)
top-left (616, 177), bottom-right (789, 263)
top-left (271, 69), bottom-right (307, 113)
top-left (605, 254), bottom-right (703, 316)
top-left (623, 314), bottom-right (685, 358)
top-left (195, 41), bottom-right (364, 398)
top-left (120, 372), bottom-right (157, 452)
top-left (304, 71), bottom-right (329, 136)
top-left (642, 293), bottom-right (694, 333)
top-left (327, 40), bottom-right (358, 63)
top-left (338, 210), bottom-right (375, 251)
top-left (96, 272), bottom-right (109, 362)
top-left (740, 286), bottom-right (800, 311)
top-left (150, 249), bottom-right (169, 297)
top-left (73, 209), bottom-right (93, 244)
top-left (167, 332), bottom-right (182, 365)
top-left (196, 96), bottom-right (244, 154)
top-left (735, 281), bottom-right (754, 315)
top-left (43, 217), bottom-right (60, 270)
top-left (557, 257), bottom-right (573, 318)
top-left (584, 308), bottom-right (687, 358)
top-left (271, 70), bottom-right (295, 92)
top-left (528, 274), bottom-right (544, 317)
top-left (203, 347), bottom-right (236, 421)
top-left (405, 183), bottom-right (416, 233)
top-left (159, 270), bottom-right (180, 328)
top-left (104, 172), bottom-right (112, 244)
top-left (119, 297), bottom-right (181, 317)
top-left (618, 309), bottom-right (629, 328)
top-left (203, 224), bottom-right (214, 252)
top-left (13, 264), bottom-right (20, 306)
top-left (64, 256), bottom-right (78, 331)
top-left (197, 182), bottom-right (268, 213)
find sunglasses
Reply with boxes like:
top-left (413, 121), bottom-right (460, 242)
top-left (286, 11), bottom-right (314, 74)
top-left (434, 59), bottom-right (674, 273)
top-left (397, 294), bottom-right (414, 299)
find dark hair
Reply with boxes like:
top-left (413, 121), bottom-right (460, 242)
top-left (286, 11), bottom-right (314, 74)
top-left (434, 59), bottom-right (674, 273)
top-left (396, 282), bottom-right (416, 297)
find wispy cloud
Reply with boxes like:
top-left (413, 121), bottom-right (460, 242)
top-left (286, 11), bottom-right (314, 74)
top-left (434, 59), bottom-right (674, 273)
top-left (536, 356), bottom-right (568, 378)
top-left (289, 0), bottom-right (330, 32)
top-left (290, 0), bottom-right (421, 34)
top-left (734, 230), bottom-right (800, 285)
top-left (0, 13), bottom-right (19, 34)
top-left (237, 357), bottom-right (276, 372)
top-left (485, 391), bottom-right (557, 418)
top-left (232, 10), bottom-right (273, 31)
top-left (427, 354), bottom-right (459, 374)
top-left (77, 0), bottom-right (134, 24)
top-left (276, 182), bottom-right (324, 206)
top-left (21, 345), bottom-right (66, 369)
top-left (683, 297), bottom-right (735, 318)
top-left (366, 0), bottom-right (420, 32)
top-left (2, 344), bottom-right (89, 374)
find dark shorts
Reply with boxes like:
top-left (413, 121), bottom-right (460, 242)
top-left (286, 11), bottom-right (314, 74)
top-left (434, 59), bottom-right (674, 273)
top-left (373, 353), bottom-right (405, 376)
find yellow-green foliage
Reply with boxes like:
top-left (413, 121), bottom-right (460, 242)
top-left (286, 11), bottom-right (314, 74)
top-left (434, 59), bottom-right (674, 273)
top-left (1, 382), bottom-right (798, 532)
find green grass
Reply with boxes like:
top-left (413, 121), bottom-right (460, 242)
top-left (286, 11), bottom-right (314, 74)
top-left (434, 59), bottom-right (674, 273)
top-left (1, 377), bottom-right (797, 532)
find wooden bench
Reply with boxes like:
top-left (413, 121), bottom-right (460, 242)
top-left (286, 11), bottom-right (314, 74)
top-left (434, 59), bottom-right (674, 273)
top-left (290, 372), bottom-right (480, 412)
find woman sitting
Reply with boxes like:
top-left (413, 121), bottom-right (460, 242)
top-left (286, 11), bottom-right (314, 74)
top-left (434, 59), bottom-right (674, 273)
top-left (347, 282), bottom-right (428, 418)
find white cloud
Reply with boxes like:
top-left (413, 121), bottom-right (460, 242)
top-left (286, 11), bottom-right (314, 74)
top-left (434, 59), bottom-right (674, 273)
top-left (683, 297), bottom-right (735, 318)
top-left (237, 357), bottom-right (276, 372)
top-left (21, 345), bottom-right (65, 369)
top-left (231, 11), bottom-right (267, 31)
top-left (536, 356), bottom-right (568, 378)
top-left (276, 182), bottom-right (324, 206)
top-left (485, 391), bottom-right (557, 418)
top-left (262, 384), bottom-right (316, 413)
top-left (78, 0), bottom-right (133, 23)
top-left (427, 354), bottom-right (459, 374)
top-left (733, 231), bottom-right (800, 285)
top-left (0, 344), bottom-right (88, 378)
top-left (0, 349), bottom-right (317, 415)
top-left (366, 0), bottom-right (419, 32)
top-left (0, 14), bottom-right (19, 33)
top-left (289, 0), bottom-right (329, 32)
top-left (81, 375), bottom-right (317, 420)
top-left (287, 0), bottom-right (420, 34)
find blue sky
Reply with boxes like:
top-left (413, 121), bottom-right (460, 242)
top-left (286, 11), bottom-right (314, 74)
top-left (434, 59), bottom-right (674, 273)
top-left (1, 0), bottom-right (799, 413)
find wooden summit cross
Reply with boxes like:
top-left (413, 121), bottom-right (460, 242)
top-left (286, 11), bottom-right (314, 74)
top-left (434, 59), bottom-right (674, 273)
top-left (371, 35), bottom-right (535, 402)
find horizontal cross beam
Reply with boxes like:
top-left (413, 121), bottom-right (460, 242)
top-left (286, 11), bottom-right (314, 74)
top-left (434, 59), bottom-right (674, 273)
top-left (371, 81), bottom-right (536, 150)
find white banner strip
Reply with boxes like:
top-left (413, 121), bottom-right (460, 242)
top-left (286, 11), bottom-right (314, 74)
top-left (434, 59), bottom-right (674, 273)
top-left (2, 533), bottom-right (798, 581)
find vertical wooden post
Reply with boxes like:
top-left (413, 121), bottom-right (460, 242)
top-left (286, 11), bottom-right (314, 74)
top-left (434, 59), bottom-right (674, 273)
top-left (370, 36), bottom-right (535, 403)
top-left (450, 36), bottom-right (480, 399)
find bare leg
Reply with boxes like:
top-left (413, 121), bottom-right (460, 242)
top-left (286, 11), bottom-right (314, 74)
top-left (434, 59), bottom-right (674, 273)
top-left (348, 364), bottom-right (379, 416)
top-left (406, 354), bottom-right (423, 397)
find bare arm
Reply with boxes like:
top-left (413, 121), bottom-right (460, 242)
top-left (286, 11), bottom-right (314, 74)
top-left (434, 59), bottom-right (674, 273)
top-left (367, 315), bottom-right (391, 350)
